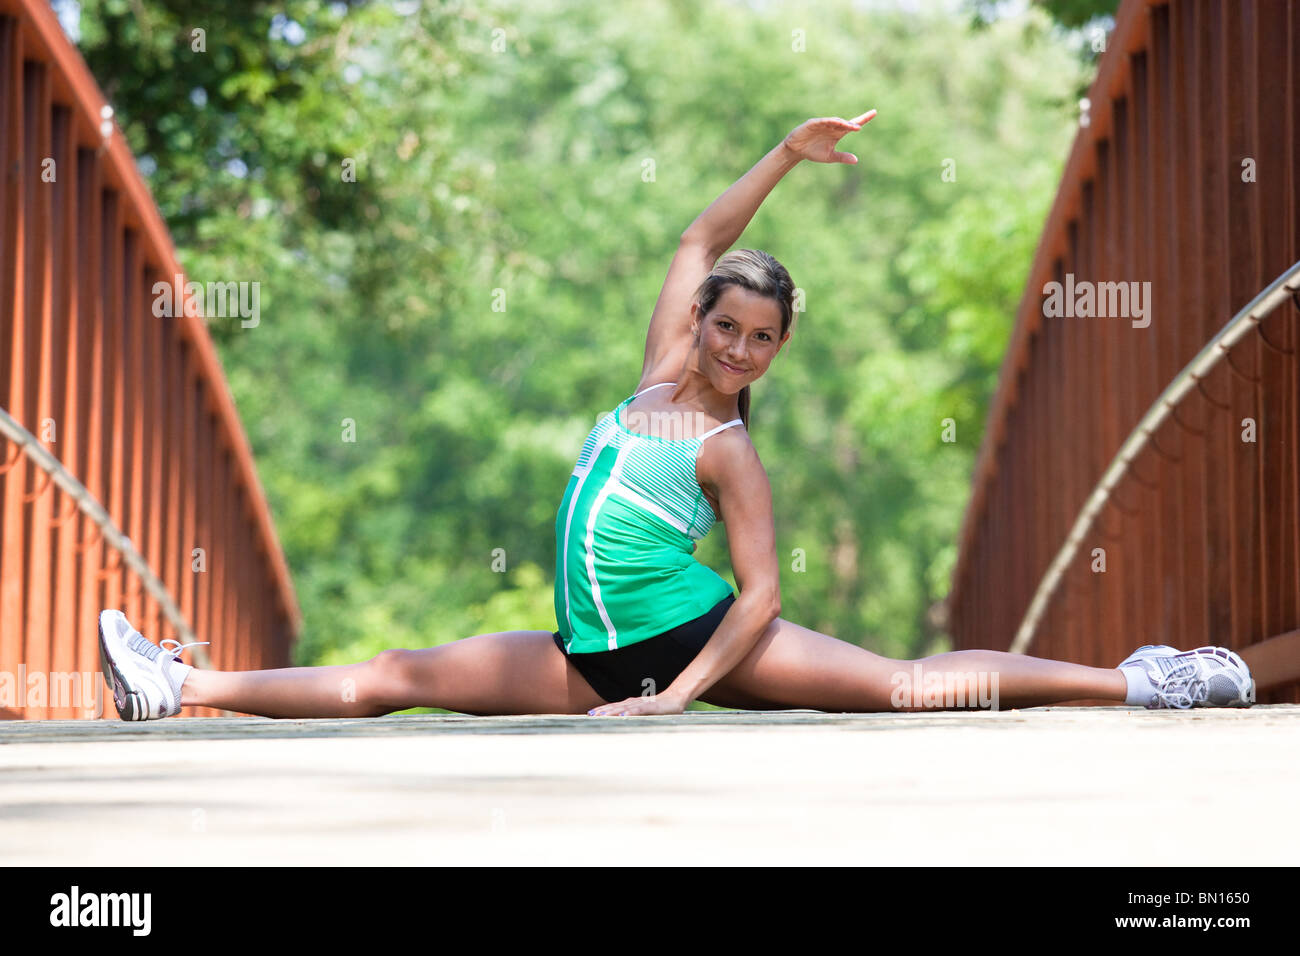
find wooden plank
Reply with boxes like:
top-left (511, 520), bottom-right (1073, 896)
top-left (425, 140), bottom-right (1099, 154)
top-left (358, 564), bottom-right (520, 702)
top-left (1222, 1), bottom-right (1264, 653)
top-left (1287, 0), bottom-right (1300, 703)
top-left (0, 17), bottom-right (27, 717)
top-left (1145, 22), bottom-right (1186, 649)
top-left (1062, 224), bottom-right (1080, 663)
top-left (1252, 0), bottom-right (1296, 661)
top-left (100, 187), bottom-right (127, 638)
top-left (160, 282), bottom-right (180, 646)
top-left (1170, 0), bottom-right (1210, 650)
top-left (1078, 181), bottom-right (1104, 664)
top-left (20, 58), bottom-right (53, 718)
top-left (122, 228), bottom-right (145, 630)
top-left (75, 145), bottom-right (108, 717)
top-left (48, 102), bottom-right (79, 717)
top-left (1196, 0), bottom-right (1236, 649)
top-left (178, 336), bottom-right (195, 657)
top-left (141, 229), bottom-right (163, 639)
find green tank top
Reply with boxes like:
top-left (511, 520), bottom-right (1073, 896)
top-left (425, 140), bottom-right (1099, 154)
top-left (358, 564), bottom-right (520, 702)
top-left (553, 382), bottom-right (743, 653)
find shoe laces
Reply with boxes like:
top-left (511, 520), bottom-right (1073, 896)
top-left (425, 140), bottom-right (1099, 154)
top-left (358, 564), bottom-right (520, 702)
top-left (1149, 657), bottom-right (1207, 709)
top-left (160, 638), bottom-right (210, 661)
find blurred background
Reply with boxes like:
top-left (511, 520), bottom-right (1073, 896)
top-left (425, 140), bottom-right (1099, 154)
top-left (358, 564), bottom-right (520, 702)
top-left (50, 0), bottom-right (1112, 689)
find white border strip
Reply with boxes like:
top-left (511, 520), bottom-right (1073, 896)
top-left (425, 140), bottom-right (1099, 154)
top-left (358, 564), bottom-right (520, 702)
top-left (1009, 260), bottom-right (1300, 654)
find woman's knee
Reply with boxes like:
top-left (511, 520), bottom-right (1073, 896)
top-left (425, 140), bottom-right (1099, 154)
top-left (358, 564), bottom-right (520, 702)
top-left (360, 648), bottom-right (419, 710)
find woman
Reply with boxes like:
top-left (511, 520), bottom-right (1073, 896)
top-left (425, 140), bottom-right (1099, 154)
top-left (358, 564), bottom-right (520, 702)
top-left (97, 111), bottom-right (1255, 721)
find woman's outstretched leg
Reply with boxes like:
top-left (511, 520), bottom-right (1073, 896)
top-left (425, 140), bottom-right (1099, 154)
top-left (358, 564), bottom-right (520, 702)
top-left (698, 616), bottom-right (1126, 712)
top-left (100, 606), bottom-right (607, 720)
top-left (181, 630), bottom-right (608, 718)
top-left (181, 654), bottom-right (412, 719)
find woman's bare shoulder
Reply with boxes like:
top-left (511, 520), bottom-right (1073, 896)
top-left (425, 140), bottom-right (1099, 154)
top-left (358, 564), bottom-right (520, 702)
top-left (695, 425), bottom-right (764, 524)
top-left (636, 341), bottom-right (691, 394)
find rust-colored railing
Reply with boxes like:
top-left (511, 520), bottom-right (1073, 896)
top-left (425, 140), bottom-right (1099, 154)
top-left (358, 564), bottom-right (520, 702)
top-left (947, 0), bottom-right (1300, 703)
top-left (0, 0), bottom-right (300, 719)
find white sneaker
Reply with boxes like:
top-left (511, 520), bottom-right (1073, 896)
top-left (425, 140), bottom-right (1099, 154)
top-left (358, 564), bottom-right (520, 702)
top-left (1119, 644), bottom-right (1180, 669)
top-left (98, 610), bottom-right (209, 720)
top-left (1119, 644), bottom-right (1255, 709)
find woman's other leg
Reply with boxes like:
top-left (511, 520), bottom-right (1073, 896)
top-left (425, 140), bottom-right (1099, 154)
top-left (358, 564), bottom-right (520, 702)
top-left (182, 631), bottom-right (607, 718)
top-left (698, 617), bottom-right (1127, 712)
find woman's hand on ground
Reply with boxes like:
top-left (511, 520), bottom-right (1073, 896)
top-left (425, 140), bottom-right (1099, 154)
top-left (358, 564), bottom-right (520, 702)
top-left (588, 691), bottom-right (688, 717)
top-left (782, 110), bottom-right (876, 164)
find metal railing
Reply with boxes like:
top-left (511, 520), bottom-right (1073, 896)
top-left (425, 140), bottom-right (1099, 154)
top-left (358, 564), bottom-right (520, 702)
top-left (1009, 261), bottom-right (1300, 654)
top-left (947, 0), bottom-right (1300, 703)
top-left (0, 406), bottom-right (210, 667)
top-left (1, 0), bottom-right (300, 718)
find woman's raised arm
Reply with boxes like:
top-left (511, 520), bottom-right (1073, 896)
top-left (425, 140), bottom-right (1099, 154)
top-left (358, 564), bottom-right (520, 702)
top-left (682, 111), bottom-right (875, 253)
top-left (641, 111), bottom-right (876, 377)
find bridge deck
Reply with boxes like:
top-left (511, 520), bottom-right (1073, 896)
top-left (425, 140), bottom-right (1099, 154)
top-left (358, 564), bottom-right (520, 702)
top-left (3, 706), bottom-right (1296, 865)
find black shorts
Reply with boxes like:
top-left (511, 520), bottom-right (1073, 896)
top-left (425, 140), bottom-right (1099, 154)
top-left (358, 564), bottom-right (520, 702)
top-left (552, 593), bottom-right (736, 703)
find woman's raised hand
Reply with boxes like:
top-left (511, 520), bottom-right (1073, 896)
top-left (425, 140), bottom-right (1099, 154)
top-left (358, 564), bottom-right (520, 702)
top-left (782, 110), bottom-right (876, 164)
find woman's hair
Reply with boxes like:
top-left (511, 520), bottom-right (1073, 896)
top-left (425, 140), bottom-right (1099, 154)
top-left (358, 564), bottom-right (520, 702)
top-left (691, 248), bottom-right (795, 430)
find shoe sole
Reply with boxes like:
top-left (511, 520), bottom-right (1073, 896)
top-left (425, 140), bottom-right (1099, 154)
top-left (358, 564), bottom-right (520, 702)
top-left (98, 612), bottom-right (145, 721)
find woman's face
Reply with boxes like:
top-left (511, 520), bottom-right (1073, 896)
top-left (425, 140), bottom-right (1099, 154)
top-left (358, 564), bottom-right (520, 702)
top-left (691, 285), bottom-right (790, 394)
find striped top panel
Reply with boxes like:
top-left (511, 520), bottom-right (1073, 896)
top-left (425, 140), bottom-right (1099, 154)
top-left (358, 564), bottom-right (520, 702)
top-left (571, 384), bottom-right (743, 540)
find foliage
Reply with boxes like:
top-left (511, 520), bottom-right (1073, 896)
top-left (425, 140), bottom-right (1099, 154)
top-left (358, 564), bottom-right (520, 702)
top-left (1032, 0), bottom-right (1118, 29)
